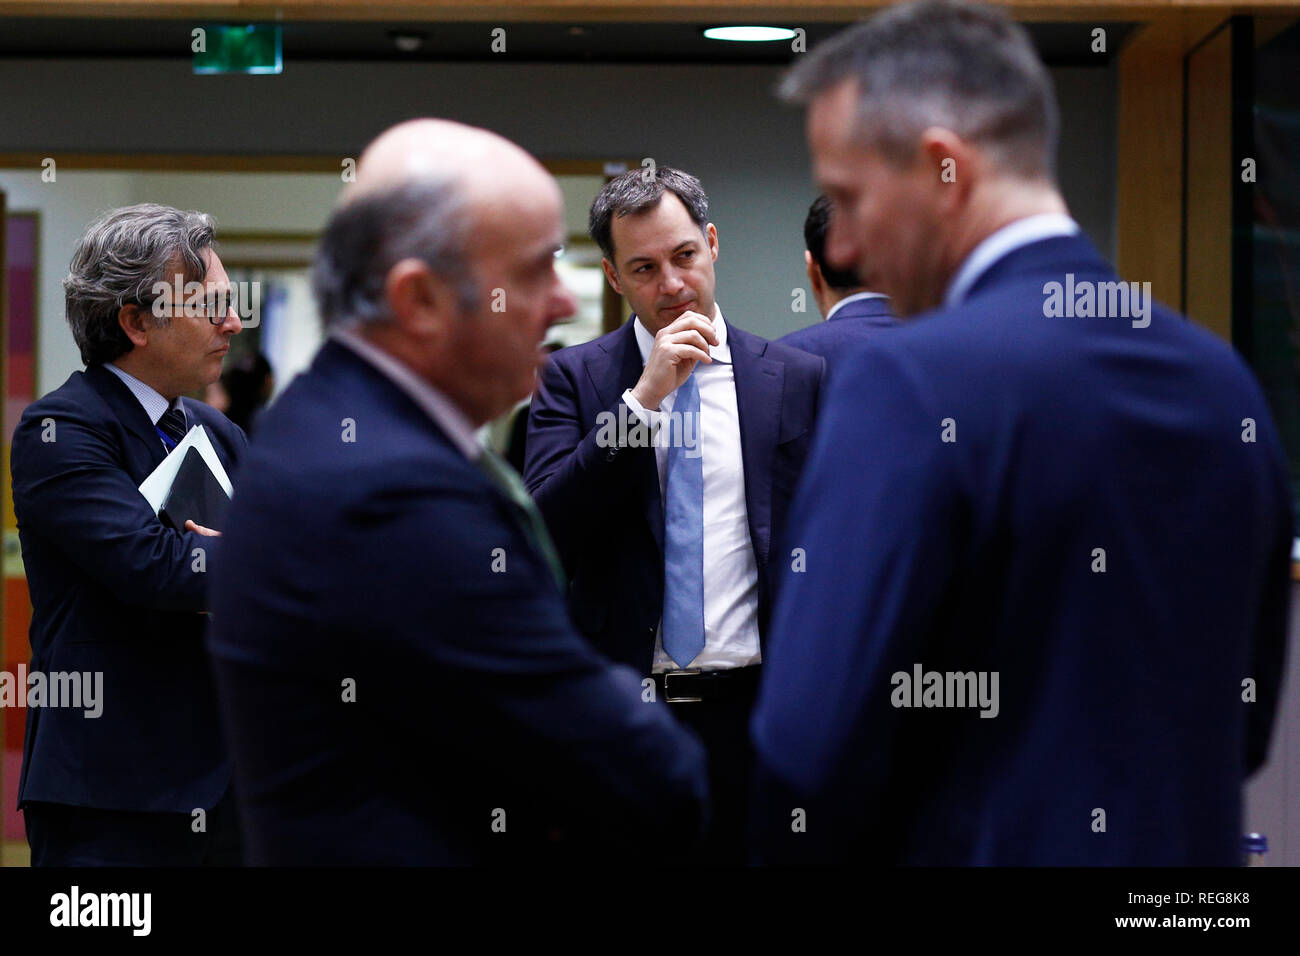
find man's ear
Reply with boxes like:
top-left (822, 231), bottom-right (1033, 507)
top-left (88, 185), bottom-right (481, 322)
top-left (117, 304), bottom-right (152, 348)
top-left (918, 126), bottom-right (975, 214)
top-left (385, 258), bottom-right (455, 337)
top-left (804, 250), bottom-right (824, 298)
top-left (705, 223), bottom-right (719, 262)
top-left (601, 257), bottom-right (623, 296)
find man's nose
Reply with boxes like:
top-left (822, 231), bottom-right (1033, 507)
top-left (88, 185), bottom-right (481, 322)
top-left (660, 266), bottom-right (685, 295)
top-left (552, 278), bottom-right (578, 323)
top-left (221, 305), bottom-right (242, 335)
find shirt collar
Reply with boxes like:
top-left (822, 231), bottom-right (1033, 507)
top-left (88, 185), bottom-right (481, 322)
top-left (104, 362), bottom-right (184, 427)
top-left (632, 302), bottom-right (731, 366)
top-left (330, 325), bottom-right (483, 462)
top-left (944, 213), bottom-right (1081, 307)
top-left (825, 290), bottom-right (889, 322)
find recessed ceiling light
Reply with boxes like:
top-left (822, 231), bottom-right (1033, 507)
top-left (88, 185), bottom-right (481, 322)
top-left (703, 26), bottom-right (798, 43)
top-left (388, 31), bottom-right (427, 53)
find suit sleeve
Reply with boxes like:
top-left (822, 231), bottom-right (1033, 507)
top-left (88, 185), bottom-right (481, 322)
top-left (523, 355), bottom-right (649, 566)
top-left (10, 403), bottom-right (218, 612)
top-left (343, 481), bottom-right (709, 846)
top-left (749, 344), bottom-right (965, 863)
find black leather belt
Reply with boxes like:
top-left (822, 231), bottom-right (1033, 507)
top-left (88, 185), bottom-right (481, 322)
top-left (652, 666), bottom-right (761, 703)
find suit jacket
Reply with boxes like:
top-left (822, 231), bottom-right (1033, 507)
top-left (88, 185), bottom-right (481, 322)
top-left (524, 317), bottom-right (825, 674)
top-left (10, 363), bottom-right (247, 813)
top-left (207, 340), bottom-right (708, 864)
top-left (750, 232), bottom-right (1293, 865)
top-left (778, 294), bottom-right (899, 371)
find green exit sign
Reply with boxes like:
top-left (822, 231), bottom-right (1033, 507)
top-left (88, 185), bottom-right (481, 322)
top-left (193, 24), bottom-right (283, 75)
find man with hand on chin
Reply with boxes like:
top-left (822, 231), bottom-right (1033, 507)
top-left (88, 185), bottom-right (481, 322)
top-left (525, 166), bottom-right (824, 863)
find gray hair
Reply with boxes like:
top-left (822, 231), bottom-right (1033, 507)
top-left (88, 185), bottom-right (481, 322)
top-left (63, 203), bottom-right (215, 367)
top-left (311, 178), bottom-right (480, 328)
top-left (778, 0), bottom-right (1059, 181)
top-left (588, 166), bottom-right (709, 262)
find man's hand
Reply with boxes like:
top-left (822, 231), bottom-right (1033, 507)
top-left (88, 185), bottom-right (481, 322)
top-left (629, 312), bottom-right (719, 410)
top-left (185, 519), bottom-right (222, 537)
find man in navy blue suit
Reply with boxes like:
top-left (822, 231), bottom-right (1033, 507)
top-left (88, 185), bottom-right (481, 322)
top-left (751, 0), bottom-right (1292, 865)
top-left (11, 204), bottom-right (246, 865)
top-left (524, 167), bottom-right (823, 862)
top-left (779, 194), bottom-right (897, 368)
top-left (207, 120), bottom-right (708, 864)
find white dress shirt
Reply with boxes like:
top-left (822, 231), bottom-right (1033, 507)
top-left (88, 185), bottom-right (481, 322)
top-left (944, 213), bottom-right (1081, 307)
top-left (621, 305), bottom-right (762, 672)
top-left (105, 362), bottom-right (186, 449)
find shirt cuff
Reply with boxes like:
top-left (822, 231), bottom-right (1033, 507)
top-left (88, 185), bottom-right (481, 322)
top-left (621, 388), bottom-right (663, 431)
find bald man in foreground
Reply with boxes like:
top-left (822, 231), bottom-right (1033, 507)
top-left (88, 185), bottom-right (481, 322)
top-left (207, 120), bottom-right (708, 864)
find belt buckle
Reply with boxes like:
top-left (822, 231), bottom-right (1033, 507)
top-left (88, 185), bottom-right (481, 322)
top-left (663, 668), bottom-right (704, 703)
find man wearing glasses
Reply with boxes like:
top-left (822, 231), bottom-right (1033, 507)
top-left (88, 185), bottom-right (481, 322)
top-left (10, 203), bottom-right (247, 865)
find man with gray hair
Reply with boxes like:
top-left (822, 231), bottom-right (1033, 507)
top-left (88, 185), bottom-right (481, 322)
top-left (10, 203), bottom-right (246, 865)
top-left (751, 0), bottom-right (1291, 864)
top-left (207, 119), bottom-right (708, 863)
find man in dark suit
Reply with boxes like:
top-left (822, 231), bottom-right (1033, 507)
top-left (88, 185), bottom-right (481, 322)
top-left (207, 120), bottom-right (708, 864)
top-left (10, 203), bottom-right (246, 865)
top-left (751, 0), bottom-right (1292, 865)
top-left (779, 194), bottom-right (897, 368)
top-left (524, 166), bottom-right (824, 862)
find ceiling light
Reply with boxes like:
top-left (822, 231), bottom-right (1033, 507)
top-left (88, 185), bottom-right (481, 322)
top-left (703, 26), bottom-right (798, 43)
top-left (389, 31), bottom-right (426, 53)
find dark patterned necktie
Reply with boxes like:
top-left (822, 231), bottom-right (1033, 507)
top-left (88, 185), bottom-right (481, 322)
top-left (157, 406), bottom-right (187, 447)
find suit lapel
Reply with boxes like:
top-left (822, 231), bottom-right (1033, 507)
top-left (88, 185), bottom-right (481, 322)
top-left (84, 364), bottom-right (170, 477)
top-left (585, 320), bottom-right (664, 555)
top-left (729, 325), bottom-right (780, 569)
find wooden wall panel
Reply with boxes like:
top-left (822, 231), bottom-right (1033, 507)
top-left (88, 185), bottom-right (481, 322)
top-left (1184, 25), bottom-right (1233, 339)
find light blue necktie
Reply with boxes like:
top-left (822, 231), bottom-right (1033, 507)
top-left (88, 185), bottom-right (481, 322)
top-left (662, 370), bottom-right (705, 668)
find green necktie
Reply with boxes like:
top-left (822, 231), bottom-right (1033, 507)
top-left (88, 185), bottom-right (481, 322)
top-left (476, 448), bottom-right (566, 592)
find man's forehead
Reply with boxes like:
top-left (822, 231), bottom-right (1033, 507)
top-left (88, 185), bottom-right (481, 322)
top-left (201, 253), bottom-right (230, 286)
top-left (169, 248), bottom-right (228, 287)
top-left (808, 78), bottom-right (861, 147)
top-left (479, 180), bottom-right (562, 230)
top-left (476, 193), bottom-right (565, 261)
top-left (611, 199), bottom-right (702, 251)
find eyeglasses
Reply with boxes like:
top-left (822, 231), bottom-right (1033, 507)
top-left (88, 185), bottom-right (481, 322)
top-left (142, 288), bottom-right (245, 325)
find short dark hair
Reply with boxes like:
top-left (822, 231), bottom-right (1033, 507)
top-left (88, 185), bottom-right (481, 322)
top-left (779, 0), bottom-right (1059, 181)
top-left (588, 165), bottom-right (709, 262)
top-left (63, 203), bottom-right (215, 367)
top-left (312, 179), bottom-right (480, 327)
top-left (804, 194), bottom-right (863, 291)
